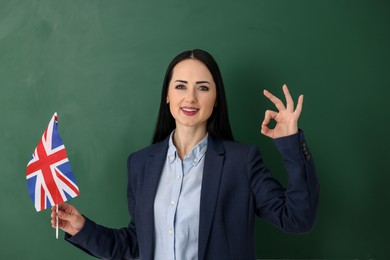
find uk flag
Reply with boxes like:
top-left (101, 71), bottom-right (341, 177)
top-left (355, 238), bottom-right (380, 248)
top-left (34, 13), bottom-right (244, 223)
top-left (26, 113), bottom-right (79, 211)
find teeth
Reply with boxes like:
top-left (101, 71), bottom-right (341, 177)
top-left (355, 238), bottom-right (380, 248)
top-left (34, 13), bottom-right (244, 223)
top-left (182, 108), bottom-right (198, 112)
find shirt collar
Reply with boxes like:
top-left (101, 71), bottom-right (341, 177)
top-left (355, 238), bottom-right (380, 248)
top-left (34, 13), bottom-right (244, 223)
top-left (167, 130), bottom-right (208, 166)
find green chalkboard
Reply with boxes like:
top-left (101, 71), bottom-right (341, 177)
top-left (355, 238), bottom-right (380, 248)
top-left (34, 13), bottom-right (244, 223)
top-left (1, 0), bottom-right (389, 259)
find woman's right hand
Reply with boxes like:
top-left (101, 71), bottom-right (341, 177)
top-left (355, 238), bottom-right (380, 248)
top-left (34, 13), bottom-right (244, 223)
top-left (51, 203), bottom-right (85, 236)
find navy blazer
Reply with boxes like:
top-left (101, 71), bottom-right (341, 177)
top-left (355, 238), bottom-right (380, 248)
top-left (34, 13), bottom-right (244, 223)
top-left (67, 131), bottom-right (319, 260)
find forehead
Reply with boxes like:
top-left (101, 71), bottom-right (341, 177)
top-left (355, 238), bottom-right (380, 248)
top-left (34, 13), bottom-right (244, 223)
top-left (171, 59), bottom-right (213, 81)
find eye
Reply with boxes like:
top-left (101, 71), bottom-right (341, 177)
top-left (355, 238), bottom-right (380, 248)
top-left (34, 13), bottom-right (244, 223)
top-left (198, 85), bottom-right (209, 91)
top-left (175, 84), bottom-right (186, 90)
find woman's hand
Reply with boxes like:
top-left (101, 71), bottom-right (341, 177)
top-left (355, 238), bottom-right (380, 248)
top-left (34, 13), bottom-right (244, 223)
top-left (261, 84), bottom-right (303, 139)
top-left (51, 203), bottom-right (85, 236)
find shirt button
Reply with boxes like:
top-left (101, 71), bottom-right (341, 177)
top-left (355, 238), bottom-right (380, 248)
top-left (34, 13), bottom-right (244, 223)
top-left (177, 175), bottom-right (181, 179)
top-left (170, 200), bottom-right (175, 205)
top-left (168, 229), bottom-right (173, 235)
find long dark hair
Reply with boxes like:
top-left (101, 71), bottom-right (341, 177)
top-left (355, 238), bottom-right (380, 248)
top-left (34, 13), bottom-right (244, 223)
top-left (152, 49), bottom-right (234, 143)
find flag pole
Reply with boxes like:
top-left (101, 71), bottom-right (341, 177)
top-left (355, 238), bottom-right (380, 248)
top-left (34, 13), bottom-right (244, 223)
top-left (56, 204), bottom-right (59, 239)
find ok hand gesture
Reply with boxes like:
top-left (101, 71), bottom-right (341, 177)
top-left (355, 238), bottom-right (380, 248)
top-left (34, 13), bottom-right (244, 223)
top-left (261, 84), bottom-right (303, 139)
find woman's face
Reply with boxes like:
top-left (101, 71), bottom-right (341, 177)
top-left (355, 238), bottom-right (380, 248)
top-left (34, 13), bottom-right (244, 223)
top-left (167, 59), bottom-right (217, 131)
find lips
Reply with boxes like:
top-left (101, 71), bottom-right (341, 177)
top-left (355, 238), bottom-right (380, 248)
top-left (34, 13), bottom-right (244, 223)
top-left (181, 107), bottom-right (199, 116)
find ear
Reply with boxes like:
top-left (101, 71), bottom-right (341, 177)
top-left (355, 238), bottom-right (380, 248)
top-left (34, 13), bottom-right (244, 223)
top-left (166, 96), bottom-right (170, 104)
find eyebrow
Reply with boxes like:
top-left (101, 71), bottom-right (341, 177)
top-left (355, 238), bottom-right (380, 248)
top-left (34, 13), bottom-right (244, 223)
top-left (174, 80), bottom-right (211, 84)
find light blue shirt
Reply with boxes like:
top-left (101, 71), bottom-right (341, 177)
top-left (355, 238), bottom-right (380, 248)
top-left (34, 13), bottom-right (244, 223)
top-left (153, 131), bottom-right (208, 260)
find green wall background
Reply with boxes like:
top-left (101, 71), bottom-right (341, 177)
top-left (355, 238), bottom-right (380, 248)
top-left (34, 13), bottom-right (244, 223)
top-left (1, 0), bottom-right (389, 259)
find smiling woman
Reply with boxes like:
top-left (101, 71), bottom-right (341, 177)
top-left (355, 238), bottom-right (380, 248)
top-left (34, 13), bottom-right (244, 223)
top-left (153, 49), bottom-right (234, 145)
top-left (51, 49), bottom-right (319, 260)
top-left (166, 59), bottom-right (217, 153)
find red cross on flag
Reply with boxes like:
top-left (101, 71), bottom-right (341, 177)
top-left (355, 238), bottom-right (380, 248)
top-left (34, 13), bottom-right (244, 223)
top-left (26, 113), bottom-right (79, 212)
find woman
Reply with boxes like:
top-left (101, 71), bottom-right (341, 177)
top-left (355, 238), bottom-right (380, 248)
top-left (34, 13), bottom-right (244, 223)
top-left (51, 49), bottom-right (319, 260)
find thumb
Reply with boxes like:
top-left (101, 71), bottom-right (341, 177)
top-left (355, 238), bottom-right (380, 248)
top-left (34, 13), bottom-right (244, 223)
top-left (57, 207), bottom-right (80, 222)
top-left (57, 207), bottom-right (85, 233)
top-left (57, 209), bottom-right (73, 221)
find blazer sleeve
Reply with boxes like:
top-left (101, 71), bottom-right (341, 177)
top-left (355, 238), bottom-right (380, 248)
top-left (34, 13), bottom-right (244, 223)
top-left (64, 153), bottom-right (140, 259)
top-left (64, 217), bottom-right (139, 259)
top-left (250, 130), bottom-right (320, 233)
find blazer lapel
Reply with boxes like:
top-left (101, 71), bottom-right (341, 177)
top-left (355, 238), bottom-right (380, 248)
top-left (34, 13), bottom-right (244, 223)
top-left (139, 139), bottom-right (168, 259)
top-left (198, 136), bottom-right (225, 260)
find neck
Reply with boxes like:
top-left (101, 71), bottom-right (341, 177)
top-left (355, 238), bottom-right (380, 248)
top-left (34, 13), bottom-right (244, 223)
top-left (173, 126), bottom-right (207, 160)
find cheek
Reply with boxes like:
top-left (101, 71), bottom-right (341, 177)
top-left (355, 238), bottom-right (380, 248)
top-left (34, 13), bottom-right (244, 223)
top-left (208, 95), bottom-right (217, 109)
top-left (168, 100), bottom-right (178, 119)
top-left (204, 97), bottom-right (217, 115)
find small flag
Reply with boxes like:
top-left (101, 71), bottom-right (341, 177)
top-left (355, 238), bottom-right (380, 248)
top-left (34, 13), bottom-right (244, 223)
top-left (26, 113), bottom-right (79, 211)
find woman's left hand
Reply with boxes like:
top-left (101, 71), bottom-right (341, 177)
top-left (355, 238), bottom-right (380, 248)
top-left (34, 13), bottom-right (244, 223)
top-left (261, 84), bottom-right (303, 139)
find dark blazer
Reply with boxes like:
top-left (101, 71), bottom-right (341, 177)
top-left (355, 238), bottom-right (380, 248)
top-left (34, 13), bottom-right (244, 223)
top-left (67, 131), bottom-right (319, 260)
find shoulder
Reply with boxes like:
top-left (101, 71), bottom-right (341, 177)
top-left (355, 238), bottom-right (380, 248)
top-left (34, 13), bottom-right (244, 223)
top-left (209, 136), bottom-right (259, 158)
top-left (220, 139), bottom-right (253, 151)
top-left (127, 138), bottom-right (168, 164)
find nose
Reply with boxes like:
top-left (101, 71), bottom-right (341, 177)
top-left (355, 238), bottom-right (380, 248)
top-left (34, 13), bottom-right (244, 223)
top-left (185, 88), bottom-right (197, 103)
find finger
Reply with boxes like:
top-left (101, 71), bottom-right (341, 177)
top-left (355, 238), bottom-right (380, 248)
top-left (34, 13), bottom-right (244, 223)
top-left (282, 84), bottom-right (294, 112)
top-left (261, 122), bottom-right (274, 138)
top-left (51, 210), bottom-right (56, 220)
top-left (51, 206), bottom-right (59, 228)
top-left (57, 209), bottom-right (74, 222)
top-left (294, 94), bottom-right (304, 117)
top-left (51, 218), bottom-right (60, 228)
top-left (57, 203), bottom-right (70, 211)
top-left (51, 205), bottom-right (57, 215)
top-left (263, 89), bottom-right (286, 111)
top-left (52, 218), bottom-right (67, 229)
top-left (58, 203), bottom-right (76, 215)
top-left (261, 124), bottom-right (271, 137)
top-left (51, 213), bottom-right (61, 228)
top-left (262, 110), bottom-right (278, 126)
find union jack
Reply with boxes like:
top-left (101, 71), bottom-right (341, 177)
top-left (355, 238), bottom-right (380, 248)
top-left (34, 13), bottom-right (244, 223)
top-left (26, 113), bottom-right (79, 211)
